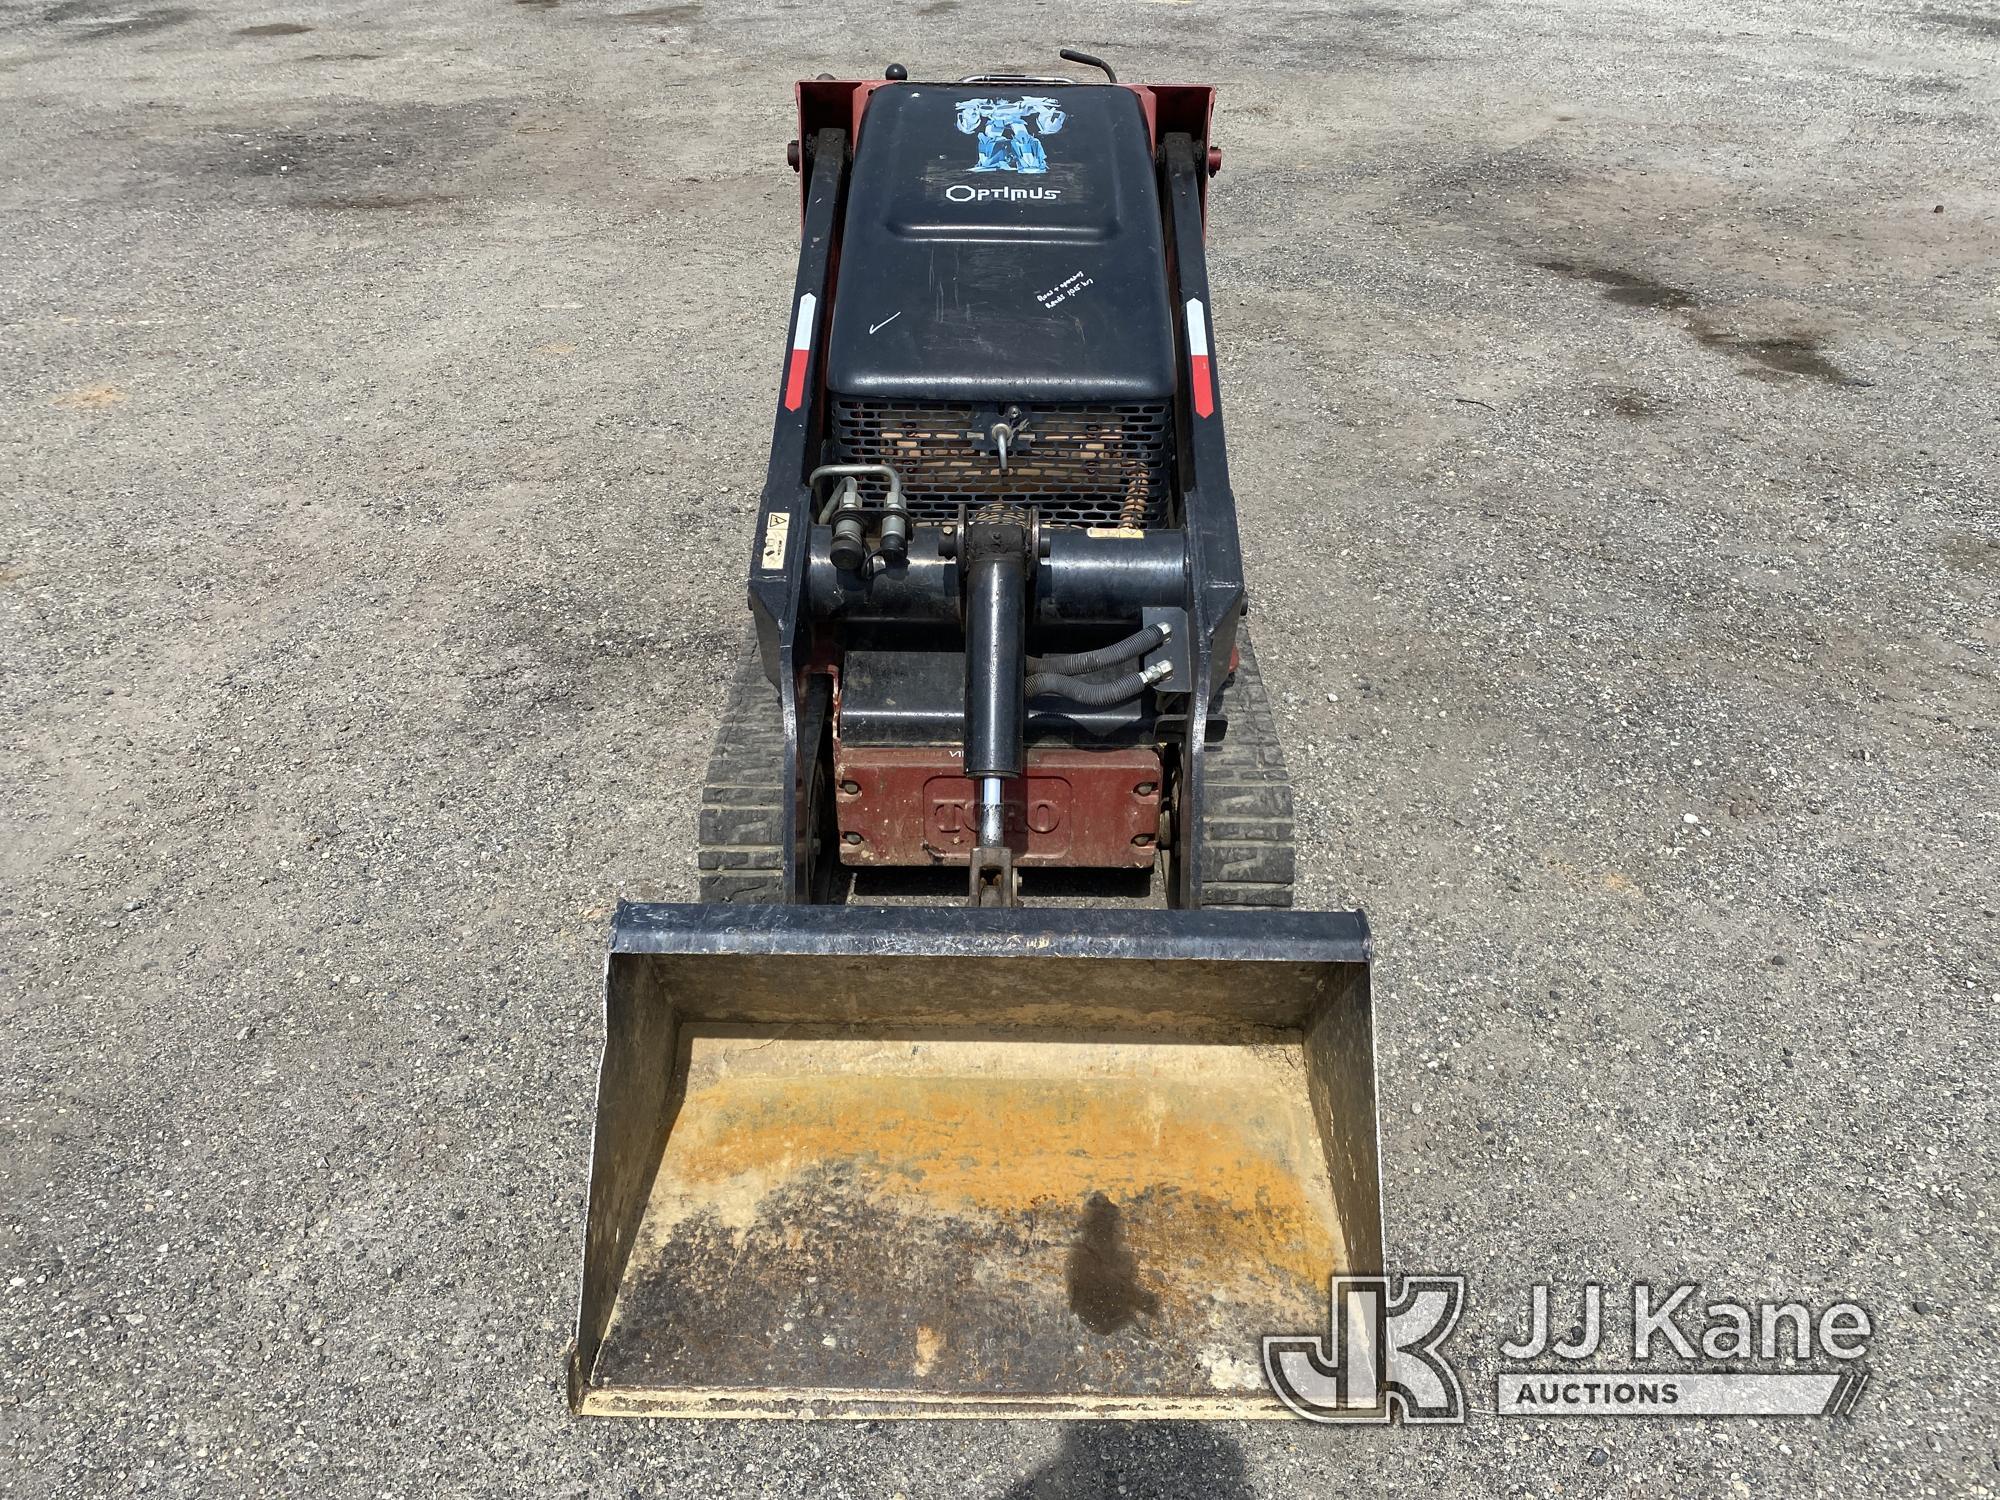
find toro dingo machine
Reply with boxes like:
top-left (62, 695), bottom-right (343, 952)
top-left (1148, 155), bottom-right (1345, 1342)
top-left (573, 56), bottom-right (1382, 1418)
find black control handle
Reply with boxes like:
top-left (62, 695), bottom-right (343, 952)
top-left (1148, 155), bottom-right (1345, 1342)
top-left (1057, 48), bottom-right (1116, 83)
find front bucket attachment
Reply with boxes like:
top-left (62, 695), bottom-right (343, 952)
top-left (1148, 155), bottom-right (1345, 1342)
top-left (571, 904), bottom-right (1379, 1419)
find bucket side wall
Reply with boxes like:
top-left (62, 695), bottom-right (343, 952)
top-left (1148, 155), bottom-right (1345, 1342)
top-left (1304, 965), bottom-right (1385, 1276)
top-left (571, 957), bottom-right (685, 1407)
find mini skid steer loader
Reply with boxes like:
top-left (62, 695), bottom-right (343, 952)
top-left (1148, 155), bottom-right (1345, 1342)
top-left (573, 56), bottom-right (1384, 1419)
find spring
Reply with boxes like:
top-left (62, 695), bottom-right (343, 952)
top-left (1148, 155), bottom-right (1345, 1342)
top-left (1120, 467), bottom-right (1149, 529)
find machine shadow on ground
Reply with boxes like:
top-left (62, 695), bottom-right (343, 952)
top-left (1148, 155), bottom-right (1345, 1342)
top-left (993, 1422), bottom-right (1253, 1499)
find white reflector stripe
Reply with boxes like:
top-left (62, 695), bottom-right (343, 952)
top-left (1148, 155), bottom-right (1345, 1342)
top-left (1185, 298), bottom-right (1209, 356)
top-left (791, 292), bottom-right (818, 352)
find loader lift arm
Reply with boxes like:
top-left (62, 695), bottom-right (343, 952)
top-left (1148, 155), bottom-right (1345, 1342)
top-left (747, 126), bottom-right (847, 904)
top-left (1160, 128), bottom-right (1247, 909)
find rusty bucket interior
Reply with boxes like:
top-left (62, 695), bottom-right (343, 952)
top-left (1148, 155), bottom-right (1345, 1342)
top-left (571, 904), bottom-right (1379, 1419)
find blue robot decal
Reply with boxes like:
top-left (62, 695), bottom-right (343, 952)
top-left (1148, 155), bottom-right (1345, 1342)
top-left (954, 96), bottom-right (1066, 174)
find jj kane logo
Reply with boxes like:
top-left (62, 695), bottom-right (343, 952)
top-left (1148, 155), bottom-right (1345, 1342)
top-left (1264, 1276), bottom-right (1467, 1424)
top-left (1264, 1279), bottom-right (1873, 1424)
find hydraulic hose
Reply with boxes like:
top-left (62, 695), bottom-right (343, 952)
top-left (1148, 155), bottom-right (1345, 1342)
top-left (1026, 623), bottom-right (1168, 677)
top-left (1025, 660), bottom-right (1170, 707)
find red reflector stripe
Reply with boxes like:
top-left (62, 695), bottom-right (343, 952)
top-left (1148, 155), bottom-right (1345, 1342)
top-left (782, 292), bottom-right (817, 412)
top-left (1185, 298), bottom-right (1214, 418)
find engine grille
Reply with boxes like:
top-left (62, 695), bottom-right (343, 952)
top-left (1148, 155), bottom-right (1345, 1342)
top-left (829, 400), bottom-right (1173, 527)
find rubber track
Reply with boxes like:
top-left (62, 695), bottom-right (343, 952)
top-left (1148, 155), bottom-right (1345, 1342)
top-left (1196, 634), bottom-right (1298, 909)
top-left (695, 646), bottom-right (790, 904)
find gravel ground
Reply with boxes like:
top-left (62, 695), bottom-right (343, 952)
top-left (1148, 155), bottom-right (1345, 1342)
top-left (4, 0), bottom-right (1995, 1494)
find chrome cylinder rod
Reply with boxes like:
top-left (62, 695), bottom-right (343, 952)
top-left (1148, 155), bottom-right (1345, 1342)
top-left (978, 776), bottom-right (1005, 848)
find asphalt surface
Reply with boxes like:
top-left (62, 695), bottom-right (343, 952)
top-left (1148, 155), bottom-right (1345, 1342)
top-left (4, 0), bottom-right (1996, 1495)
